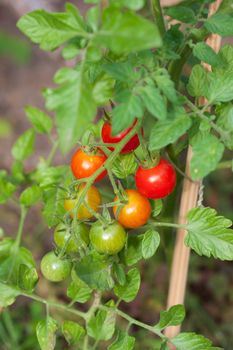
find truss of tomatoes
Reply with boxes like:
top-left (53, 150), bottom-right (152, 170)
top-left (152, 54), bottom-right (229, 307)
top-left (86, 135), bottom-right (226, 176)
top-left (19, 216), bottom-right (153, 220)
top-left (41, 120), bottom-right (176, 282)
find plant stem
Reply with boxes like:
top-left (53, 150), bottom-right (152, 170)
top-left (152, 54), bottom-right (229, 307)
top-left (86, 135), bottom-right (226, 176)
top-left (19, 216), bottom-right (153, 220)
top-left (217, 160), bottom-right (232, 169)
top-left (99, 305), bottom-right (166, 339)
top-left (21, 292), bottom-right (86, 319)
top-left (151, 0), bottom-right (166, 37)
top-left (15, 206), bottom-right (28, 249)
top-left (46, 139), bottom-right (59, 166)
top-left (148, 221), bottom-right (186, 229)
top-left (107, 168), bottom-right (120, 196)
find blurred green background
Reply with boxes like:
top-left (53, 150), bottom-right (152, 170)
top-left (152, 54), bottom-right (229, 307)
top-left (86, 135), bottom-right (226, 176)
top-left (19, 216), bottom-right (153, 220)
top-left (0, 1), bottom-right (232, 349)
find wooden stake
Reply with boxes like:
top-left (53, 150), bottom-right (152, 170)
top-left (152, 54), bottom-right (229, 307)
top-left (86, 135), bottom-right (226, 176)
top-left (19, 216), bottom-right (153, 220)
top-left (164, 0), bottom-right (223, 340)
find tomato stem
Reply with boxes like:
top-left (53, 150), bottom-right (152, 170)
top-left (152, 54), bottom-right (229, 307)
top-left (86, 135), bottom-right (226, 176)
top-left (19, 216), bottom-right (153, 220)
top-left (151, 0), bottom-right (166, 37)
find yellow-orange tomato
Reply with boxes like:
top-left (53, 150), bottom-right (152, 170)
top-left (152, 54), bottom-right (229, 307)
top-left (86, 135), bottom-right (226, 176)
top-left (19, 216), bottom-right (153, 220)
top-left (113, 189), bottom-right (151, 228)
top-left (64, 184), bottom-right (101, 220)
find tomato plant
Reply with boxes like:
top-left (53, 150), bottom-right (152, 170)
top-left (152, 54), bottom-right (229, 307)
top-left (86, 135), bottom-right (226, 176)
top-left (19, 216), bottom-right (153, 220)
top-left (113, 189), bottom-right (151, 228)
top-left (1, 1), bottom-right (233, 350)
top-left (136, 158), bottom-right (176, 199)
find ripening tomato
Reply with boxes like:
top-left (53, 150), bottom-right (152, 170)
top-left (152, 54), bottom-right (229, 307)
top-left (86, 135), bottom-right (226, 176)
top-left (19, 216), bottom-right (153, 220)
top-left (41, 251), bottom-right (71, 282)
top-left (71, 148), bottom-right (107, 182)
top-left (90, 221), bottom-right (126, 255)
top-left (101, 120), bottom-right (141, 154)
top-left (64, 184), bottom-right (101, 220)
top-left (113, 189), bottom-right (151, 228)
top-left (135, 159), bottom-right (176, 199)
top-left (54, 223), bottom-right (89, 253)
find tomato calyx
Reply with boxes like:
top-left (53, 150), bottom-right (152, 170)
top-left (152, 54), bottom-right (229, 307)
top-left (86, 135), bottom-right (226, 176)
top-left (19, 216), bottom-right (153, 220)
top-left (139, 150), bottom-right (161, 170)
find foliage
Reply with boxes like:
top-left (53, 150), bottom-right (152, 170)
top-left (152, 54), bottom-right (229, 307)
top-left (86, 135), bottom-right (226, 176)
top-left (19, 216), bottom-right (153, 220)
top-left (0, 0), bottom-right (233, 349)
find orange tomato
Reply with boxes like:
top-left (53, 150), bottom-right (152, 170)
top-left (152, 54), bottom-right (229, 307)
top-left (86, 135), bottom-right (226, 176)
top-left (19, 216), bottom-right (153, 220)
top-left (64, 184), bottom-right (101, 220)
top-left (71, 148), bottom-right (107, 182)
top-left (113, 189), bottom-right (151, 228)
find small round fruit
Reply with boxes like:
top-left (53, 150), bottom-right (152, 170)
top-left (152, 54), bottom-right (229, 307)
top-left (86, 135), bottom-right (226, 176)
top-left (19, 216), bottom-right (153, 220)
top-left (113, 189), bottom-right (151, 228)
top-left (64, 184), bottom-right (101, 220)
top-left (90, 221), bottom-right (126, 255)
top-left (135, 159), bottom-right (176, 199)
top-left (41, 251), bottom-right (71, 282)
top-left (54, 223), bottom-right (89, 253)
top-left (71, 148), bottom-right (107, 182)
top-left (101, 120), bottom-right (141, 154)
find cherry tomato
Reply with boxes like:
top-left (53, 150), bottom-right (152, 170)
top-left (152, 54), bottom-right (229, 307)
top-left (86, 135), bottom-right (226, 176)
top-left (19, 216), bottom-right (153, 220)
top-left (90, 221), bottom-right (126, 255)
top-left (135, 159), bottom-right (176, 199)
top-left (54, 223), bottom-right (89, 253)
top-left (113, 189), bottom-right (151, 228)
top-left (41, 251), bottom-right (71, 282)
top-left (64, 184), bottom-right (101, 220)
top-left (71, 148), bottom-right (107, 182)
top-left (101, 120), bottom-right (141, 154)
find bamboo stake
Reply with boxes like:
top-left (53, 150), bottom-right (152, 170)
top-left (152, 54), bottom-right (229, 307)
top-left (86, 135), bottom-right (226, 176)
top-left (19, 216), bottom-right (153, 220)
top-left (164, 0), bottom-right (222, 340)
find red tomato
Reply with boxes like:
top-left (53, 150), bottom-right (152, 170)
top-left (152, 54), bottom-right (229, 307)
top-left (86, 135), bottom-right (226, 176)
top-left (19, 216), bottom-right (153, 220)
top-left (135, 159), bottom-right (176, 199)
top-left (71, 148), bottom-right (107, 182)
top-left (101, 120), bottom-right (141, 154)
top-left (113, 189), bottom-right (151, 228)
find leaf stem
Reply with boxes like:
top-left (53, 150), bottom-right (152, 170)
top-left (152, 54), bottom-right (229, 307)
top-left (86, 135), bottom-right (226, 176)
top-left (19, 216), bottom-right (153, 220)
top-left (148, 221), bottom-right (186, 229)
top-left (217, 160), bottom-right (232, 169)
top-left (46, 139), bottom-right (59, 166)
top-left (151, 0), bottom-right (166, 37)
top-left (15, 206), bottom-right (28, 249)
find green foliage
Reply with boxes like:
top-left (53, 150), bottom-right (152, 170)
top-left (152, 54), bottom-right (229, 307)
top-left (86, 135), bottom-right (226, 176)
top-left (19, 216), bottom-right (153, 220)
top-left (114, 268), bottom-right (140, 302)
top-left (25, 106), bottom-right (53, 134)
top-left (62, 321), bottom-right (85, 345)
top-left (155, 305), bottom-right (185, 331)
top-left (142, 230), bottom-right (160, 259)
top-left (36, 318), bottom-right (58, 350)
top-left (171, 332), bottom-right (223, 350)
top-left (87, 308), bottom-right (116, 341)
top-left (108, 331), bottom-right (135, 350)
top-left (11, 129), bottom-right (35, 161)
top-left (186, 207), bottom-right (233, 260)
top-left (0, 282), bottom-right (20, 307)
top-left (112, 153), bottom-right (138, 179)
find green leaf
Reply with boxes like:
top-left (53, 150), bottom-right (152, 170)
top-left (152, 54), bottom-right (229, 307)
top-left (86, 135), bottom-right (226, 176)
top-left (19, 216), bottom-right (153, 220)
top-left (0, 239), bottom-right (36, 285)
top-left (187, 65), bottom-right (209, 98)
top-left (114, 268), bottom-right (140, 302)
top-left (93, 7), bottom-right (162, 54)
top-left (87, 308), bottom-right (116, 341)
top-left (205, 13), bottom-right (233, 37)
top-left (0, 175), bottom-right (16, 204)
top-left (93, 73), bottom-right (114, 105)
top-left (11, 129), bottom-right (35, 161)
top-left (186, 207), bottom-right (233, 260)
top-left (0, 282), bottom-right (20, 307)
top-left (120, 235), bottom-right (143, 266)
top-left (151, 199), bottom-right (163, 218)
top-left (142, 230), bottom-right (160, 259)
top-left (112, 91), bottom-right (144, 134)
top-left (171, 332), bottom-right (218, 350)
top-left (149, 114), bottom-right (192, 151)
top-left (153, 69), bottom-right (177, 103)
top-left (155, 305), bottom-right (185, 331)
top-left (103, 62), bottom-right (136, 82)
top-left (108, 331), bottom-right (135, 350)
top-left (110, 0), bottom-right (145, 10)
top-left (62, 43), bottom-right (80, 60)
top-left (193, 42), bottom-right (223, 67)
top-left (190, 133), bottom-right (224, 179)
top-left (45, 68), bottom-right (96, 153)
top-left (20, 185), bottom-right (42, 207)
top-left (36, 318), bottom-right (58, 350)
top-left (140, 85), bottom-right (167, 120)
top-left (33, 164), bottom-right (68, 189)
top-left (112, 154), bottom-right (137, 179)
top-left (207, 69), bottom-right (233, 103)
top-left (17, 8), bottom-right (86, 51)
top-left (67, 270), bottom-right (92, 303)
top-left (62, 321), bottom-right (85, 345)
top-left (42, 188), bottom-right (66, 227)
top-left (25, 106), bottom-right (53, 134)
top-left (74, 253), bottom-right (114, 291)
top-left (18, 265), bottom-right (38, 292)
top-left (112, 263), bottom-right (126, 286)
top-left (166, 6), bottom-right (196, 24)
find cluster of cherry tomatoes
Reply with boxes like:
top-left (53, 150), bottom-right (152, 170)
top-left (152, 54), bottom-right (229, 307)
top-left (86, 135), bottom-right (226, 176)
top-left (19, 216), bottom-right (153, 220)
top-left (41, 120), bottom-right (176, 282)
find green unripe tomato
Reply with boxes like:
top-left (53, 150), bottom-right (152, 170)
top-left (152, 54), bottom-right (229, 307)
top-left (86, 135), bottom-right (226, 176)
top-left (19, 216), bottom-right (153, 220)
top-left (41, 251), bottom-right (71, 282)
top-left (54, 223), bottom-right (89, 253)
top-left (90, 221), bottom-right (126, 255)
